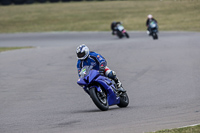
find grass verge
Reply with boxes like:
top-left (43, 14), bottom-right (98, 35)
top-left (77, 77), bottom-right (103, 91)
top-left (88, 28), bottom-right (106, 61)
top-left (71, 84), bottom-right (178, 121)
top-left (0, 1), bottom-right (200, 33)
top-left (148, 124), bottom-right (200, 133)
top-left (0, 47), bottom-right (33, 52)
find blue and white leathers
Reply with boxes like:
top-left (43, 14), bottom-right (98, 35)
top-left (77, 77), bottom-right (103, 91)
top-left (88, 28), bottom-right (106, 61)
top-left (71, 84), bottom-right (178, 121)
top-left (77, 51), bottom-right (107, 75)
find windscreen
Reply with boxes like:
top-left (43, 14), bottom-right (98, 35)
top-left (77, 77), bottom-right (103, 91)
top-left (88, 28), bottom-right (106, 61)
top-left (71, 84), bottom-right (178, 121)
top-left (79, 66), bottom-right (93, 78)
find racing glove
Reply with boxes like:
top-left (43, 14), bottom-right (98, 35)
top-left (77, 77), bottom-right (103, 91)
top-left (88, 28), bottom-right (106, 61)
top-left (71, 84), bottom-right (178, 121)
top-left (99, 65), bottom-right (105, 75)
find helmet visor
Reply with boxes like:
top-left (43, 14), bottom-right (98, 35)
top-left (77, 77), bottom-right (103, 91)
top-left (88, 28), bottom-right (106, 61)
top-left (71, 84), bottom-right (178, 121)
top-left (77, 52), bottom-right (85, 58)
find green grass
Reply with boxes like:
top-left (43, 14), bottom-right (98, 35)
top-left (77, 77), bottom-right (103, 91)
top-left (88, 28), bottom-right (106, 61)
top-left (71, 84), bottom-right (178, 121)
top-left (0, 1), bottom-right (200, 33)
top-left (0, 47), bottom-right (33, 52)
top-left (148, 124), bottom-right (200, 133)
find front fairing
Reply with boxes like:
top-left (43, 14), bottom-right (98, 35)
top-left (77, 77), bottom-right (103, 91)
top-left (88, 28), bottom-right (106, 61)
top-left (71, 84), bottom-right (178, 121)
top-left (87, 70), bottom-right (100, 83)
top-left (149, 21), bottom-right (158, 32)
top-left (77, 66), bottom-right (100, 86)
top-left (77, 78), bottom-right (87, 86)
top-left (150, 21), bottom-right (157, 28)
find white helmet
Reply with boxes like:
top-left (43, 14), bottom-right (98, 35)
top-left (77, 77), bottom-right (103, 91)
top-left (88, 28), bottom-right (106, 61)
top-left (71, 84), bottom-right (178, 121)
top-left (76, 44), bottom-right (89, 60)
top-left (148, 14), bottom-right (153, 19)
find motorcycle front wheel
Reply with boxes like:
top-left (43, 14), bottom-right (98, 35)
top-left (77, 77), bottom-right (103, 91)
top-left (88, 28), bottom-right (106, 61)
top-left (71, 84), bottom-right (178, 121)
top-left (89, 87), bottom-right (109, 111)
top-left (117, 31), bottom-right (123, 39)
top-left (125, 32), bottom-right (129, 38)
top-left (152, 32), bottom-right (158, 40)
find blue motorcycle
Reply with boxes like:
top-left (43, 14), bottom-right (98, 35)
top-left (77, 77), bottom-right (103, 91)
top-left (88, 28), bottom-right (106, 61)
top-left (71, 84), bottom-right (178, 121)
top-left (77, 66), bottom-right (129, 111)
top-left (149, 20), bottom-right (158, 40)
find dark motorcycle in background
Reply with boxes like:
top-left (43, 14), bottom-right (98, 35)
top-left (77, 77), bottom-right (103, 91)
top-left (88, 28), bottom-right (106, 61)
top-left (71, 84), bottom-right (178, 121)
top-left (114, 24), bottom-right (129, 39)
top-left (77, 66), bottom-right (129, 111)
top-left (148, 20), bottom-right (158, 40)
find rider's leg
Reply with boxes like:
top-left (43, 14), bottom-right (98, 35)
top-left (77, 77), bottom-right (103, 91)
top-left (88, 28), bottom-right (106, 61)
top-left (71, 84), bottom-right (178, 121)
top-left (105, 70), bottom-right (121, 87)
top-left (147, 27), bottom-right (150, 35)
top-left (99, 65), bottom-right (126, 92)
top-left (106, 69), bottom-right (126, 93)
top-left (104, 67), bottom-right (126, 93)
top-left (148, 26), bottom-right (152, 35)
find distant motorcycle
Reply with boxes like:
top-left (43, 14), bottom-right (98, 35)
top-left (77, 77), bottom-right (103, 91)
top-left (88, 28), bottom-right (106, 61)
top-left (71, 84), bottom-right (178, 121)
top-left (148, 20), bottom-right (158, 40)
top-left (77, 65), bottom-right (129, 111)
top-left (114, 24), bottom-right (129, 39)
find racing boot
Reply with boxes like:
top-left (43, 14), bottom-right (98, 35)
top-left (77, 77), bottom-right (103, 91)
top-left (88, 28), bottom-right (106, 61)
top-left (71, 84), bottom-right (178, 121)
top-left (146, 30), bottom-right (150, 35)
top-left (114, 77), bottom-right (126, 93)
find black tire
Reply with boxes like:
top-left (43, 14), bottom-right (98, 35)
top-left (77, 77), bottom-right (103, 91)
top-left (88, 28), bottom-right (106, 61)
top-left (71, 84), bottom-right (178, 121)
top-left (117, 92), bottom-right (129, 108)
top-left (117, 31), bottom-right (123, 39)
top-left (89, 87), bottom-right (109, 111)
top-left (125, 32), bottom-right (129, 38)
top-left (152, 33), bottom-right (158, 40)
top-left (155, 33), bottom-right (158, 39)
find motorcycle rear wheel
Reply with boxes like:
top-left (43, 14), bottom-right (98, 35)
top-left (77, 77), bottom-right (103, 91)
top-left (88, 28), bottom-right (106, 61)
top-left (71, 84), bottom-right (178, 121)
top-left (89, 87), bottom-right (109, 111)
top-left (117, 92), bottom-right (129, 108)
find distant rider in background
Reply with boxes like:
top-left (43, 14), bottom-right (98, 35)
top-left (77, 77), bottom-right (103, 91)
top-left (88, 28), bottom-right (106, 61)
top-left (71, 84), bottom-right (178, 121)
top-left (76, 44), bottom-right (126, 93)
top-left (111, 21), bottom-right (122, 35)
top-left (146, 14), bottom-right (157, 35)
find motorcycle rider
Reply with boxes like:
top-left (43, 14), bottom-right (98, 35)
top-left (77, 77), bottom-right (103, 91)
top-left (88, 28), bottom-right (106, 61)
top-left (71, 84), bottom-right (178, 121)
top-left (146, 14), bottom-right (157, 35)
top-left (111, 21), bottom-right (122, 35)
top-left (76, 44), bottom-right (126, 93)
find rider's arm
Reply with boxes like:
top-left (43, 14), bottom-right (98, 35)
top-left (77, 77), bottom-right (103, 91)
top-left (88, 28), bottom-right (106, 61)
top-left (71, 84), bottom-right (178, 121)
top-left (77, 61), bottom-right (82, 77)
top-left (146, 19), bottom-right (149, 26)
top-left (95, 53), bottom-right (107, 67)
top-left (90, 52), bottom-right (107, 67)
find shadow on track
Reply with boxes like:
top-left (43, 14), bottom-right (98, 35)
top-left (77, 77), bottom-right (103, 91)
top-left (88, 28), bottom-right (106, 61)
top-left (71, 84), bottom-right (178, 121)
top-left (71, 106), bottom-right (133, 114)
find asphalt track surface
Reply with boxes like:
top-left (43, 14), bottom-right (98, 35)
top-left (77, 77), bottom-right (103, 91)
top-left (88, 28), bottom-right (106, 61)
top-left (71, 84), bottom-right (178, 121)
top-left (0, 31), bottom-right (200, 133)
